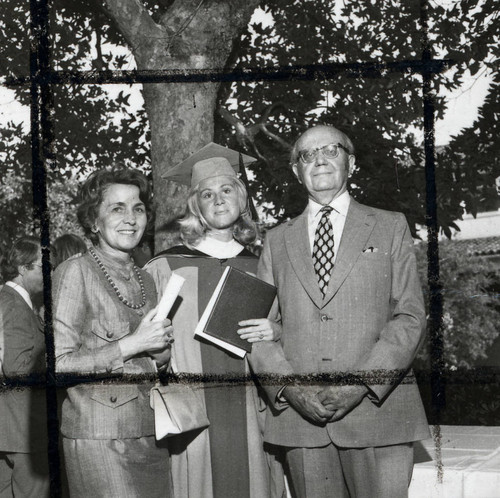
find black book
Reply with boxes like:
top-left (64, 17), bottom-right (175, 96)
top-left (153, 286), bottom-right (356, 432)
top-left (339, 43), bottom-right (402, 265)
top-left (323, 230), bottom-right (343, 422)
top-left (194, 266), bottom-right (277, 357)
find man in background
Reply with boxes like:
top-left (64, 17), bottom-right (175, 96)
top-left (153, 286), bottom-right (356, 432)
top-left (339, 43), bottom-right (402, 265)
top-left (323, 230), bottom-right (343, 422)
top-left (0, 236), bottom-right (49, 497)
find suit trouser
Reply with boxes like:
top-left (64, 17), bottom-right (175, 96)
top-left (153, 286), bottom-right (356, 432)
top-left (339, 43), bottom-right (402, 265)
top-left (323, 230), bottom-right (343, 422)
top-left (0, 451), bottom-right (50, 498)
top-left (285, 442), bottom-right (413, 498)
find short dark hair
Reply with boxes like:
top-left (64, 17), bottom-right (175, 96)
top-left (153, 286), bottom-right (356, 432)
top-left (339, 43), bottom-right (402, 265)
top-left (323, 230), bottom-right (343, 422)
top-left (77, 168), bottom-right (153, 245)
top-left (53, 233), bottom-right (87, 268)
top-left (1, 236), bottom-right (40, 281)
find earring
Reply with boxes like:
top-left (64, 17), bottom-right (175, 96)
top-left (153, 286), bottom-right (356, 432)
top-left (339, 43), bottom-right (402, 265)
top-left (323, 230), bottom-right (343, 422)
top-left (91, 224), bottom-right (98, 233)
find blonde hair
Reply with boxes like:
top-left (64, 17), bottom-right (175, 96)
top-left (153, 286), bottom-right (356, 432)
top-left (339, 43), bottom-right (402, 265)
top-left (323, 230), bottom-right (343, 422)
top-left (179, 176), bottom-right (257, 247)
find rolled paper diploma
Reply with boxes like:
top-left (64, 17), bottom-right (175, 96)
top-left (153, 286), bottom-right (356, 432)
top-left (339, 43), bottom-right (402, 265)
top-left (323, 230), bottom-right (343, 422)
top-left (154, 273), bottom-right (185, 321)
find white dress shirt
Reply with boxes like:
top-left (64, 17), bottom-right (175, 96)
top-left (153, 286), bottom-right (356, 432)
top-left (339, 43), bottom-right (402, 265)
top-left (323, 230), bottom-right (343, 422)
top-left (307, 191), bottom-right (351, 261)
top-left (5, 281), bottom-right (33, 310)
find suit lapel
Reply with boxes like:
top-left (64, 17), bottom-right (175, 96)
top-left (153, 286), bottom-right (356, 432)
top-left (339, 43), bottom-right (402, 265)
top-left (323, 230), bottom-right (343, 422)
top-left (283, 212), bottom-right (324, 308)
top-left (322, 200), bottom-right (376, 307)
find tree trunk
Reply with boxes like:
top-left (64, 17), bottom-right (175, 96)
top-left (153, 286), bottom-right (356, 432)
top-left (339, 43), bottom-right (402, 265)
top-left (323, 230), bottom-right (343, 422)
top-left (102, 0), bottom-right (261, 251)
top-left (142, 81), bottom-right (218, 249)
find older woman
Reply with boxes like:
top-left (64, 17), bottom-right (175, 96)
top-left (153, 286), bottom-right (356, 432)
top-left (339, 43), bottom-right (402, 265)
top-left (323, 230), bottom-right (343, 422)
top-left (145, 145), bottom-right (283, 498)
top-left (53, 168), bottom-right (173, 497)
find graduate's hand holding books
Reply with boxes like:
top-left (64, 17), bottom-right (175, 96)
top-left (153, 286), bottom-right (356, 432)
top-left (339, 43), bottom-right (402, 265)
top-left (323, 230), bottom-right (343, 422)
top-left (237, 318), bottom-right (282, 342)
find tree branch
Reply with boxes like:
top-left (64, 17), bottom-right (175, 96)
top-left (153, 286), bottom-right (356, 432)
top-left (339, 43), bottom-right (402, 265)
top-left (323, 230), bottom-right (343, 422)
top-left (93, 27), bottom-right (105, 70)
top-left (217, 104), bottom-right (292, 170)
top-left (102, 0), bottom-right (166, 55)
top-left (259, 123), bottom-right (292, 150)
top-left (162, 0), bottom-right (205, 55)
top-left (160, 0), bottom-right (260, 33)
top-left (157, 0), bottom-right (261, 59)
top-left (158, 0), bottom-right (204, 34)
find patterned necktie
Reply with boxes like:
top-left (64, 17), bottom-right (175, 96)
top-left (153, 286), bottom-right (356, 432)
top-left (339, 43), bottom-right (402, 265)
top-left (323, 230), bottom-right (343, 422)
top-left (313, 205), bottom-right (334, 297)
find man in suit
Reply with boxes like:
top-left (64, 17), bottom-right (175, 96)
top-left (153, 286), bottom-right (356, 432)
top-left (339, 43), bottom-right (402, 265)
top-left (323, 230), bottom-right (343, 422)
top-left (0, 236), bottom-right (49, 497)
top-left (249, 125), bottom-right (429, 497)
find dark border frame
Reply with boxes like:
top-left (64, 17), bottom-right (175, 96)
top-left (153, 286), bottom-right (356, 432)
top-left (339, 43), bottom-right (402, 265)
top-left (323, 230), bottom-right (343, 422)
top-left (19, 0), bottom-right (450, 495)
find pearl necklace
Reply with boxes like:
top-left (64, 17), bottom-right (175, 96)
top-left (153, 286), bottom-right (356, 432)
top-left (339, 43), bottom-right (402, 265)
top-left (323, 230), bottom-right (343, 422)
top-left (89, 247), bottom-right (146, 310)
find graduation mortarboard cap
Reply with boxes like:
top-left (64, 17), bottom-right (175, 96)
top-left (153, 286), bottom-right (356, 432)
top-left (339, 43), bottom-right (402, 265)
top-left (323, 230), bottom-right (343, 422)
top-left (162, 142), bottom-right (257, 188)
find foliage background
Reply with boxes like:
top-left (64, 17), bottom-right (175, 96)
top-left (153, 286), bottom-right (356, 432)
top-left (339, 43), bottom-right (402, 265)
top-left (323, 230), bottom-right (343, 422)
top-left (414, 244), bottom-right (499, 370)
top-left (1, 0), bottom-right (498, 247)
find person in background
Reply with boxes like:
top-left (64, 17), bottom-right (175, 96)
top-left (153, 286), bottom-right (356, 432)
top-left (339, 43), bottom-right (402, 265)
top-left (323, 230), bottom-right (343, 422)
top-left (0, 236), bottom-right (49, 497)
top-left (53, 167), bottom-right (173, 497)
top-left (145, 143), bottom-right (285, 498)
top-left (52, 233), bottom-right (87, 269)
top-left (249, 125), bottom-right (429, 498)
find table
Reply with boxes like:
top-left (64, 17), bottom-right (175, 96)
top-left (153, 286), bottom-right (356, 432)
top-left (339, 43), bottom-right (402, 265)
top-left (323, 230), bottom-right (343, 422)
top-left (409, 425), bottom-right (500, 498)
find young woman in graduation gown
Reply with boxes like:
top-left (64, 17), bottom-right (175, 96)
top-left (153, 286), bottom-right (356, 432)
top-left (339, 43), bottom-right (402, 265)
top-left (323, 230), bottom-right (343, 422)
top-left (145, 146), bottom-right (284, 498)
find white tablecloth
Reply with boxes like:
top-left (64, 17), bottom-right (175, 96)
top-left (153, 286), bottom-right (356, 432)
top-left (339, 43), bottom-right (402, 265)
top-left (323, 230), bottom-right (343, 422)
top-left (410, 426), bottom-right (500, 498)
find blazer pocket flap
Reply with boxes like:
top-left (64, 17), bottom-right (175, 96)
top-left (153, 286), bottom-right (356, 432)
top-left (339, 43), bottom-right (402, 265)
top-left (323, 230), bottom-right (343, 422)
top-left (90, 388), bottom-right (138, 409)
top-left (90, 320), bottom-right (130, 342)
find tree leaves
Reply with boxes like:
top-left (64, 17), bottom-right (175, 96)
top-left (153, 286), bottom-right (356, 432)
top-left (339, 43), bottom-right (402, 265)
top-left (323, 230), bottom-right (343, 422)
top-left (0, 0), bottom-right (498, 244)
top-left (216, 0), bottom-right (499, 236)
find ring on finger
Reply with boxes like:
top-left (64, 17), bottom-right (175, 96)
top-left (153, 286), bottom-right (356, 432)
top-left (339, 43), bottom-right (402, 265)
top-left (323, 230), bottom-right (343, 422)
top-left (259, 332), bottom-right (264, 340)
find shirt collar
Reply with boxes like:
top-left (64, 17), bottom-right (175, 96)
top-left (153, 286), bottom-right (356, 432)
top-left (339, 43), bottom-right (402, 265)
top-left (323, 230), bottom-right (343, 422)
top-left (194, 236), bottom-right (245, 259)
top-left (308, 191), bottom-right (351, 219)
top-left (5, 281), bottom-right (33, 310)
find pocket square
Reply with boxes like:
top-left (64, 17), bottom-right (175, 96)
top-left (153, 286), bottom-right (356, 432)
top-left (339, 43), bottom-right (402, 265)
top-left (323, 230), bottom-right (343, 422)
top-left (363, 246), bottom-right (378, 253)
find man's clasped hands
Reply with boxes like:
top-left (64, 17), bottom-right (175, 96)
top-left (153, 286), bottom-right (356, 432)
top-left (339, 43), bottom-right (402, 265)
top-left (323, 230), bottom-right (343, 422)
top-left (283, 384), bottom-right (370, 425)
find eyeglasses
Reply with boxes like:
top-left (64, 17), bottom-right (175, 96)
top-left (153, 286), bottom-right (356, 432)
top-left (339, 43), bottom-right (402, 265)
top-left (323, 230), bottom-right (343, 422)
top-left (297, 143), bottom-right (351, 164)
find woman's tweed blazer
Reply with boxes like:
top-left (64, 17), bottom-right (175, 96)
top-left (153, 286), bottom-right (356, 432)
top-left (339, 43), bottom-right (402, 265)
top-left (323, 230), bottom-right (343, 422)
top-left (53, 252), bottom-right (158, 439)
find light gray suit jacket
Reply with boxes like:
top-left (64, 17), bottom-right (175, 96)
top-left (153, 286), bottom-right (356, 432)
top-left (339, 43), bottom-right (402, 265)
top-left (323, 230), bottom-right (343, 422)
top-left (250, 199), bottom-right (430, 448)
